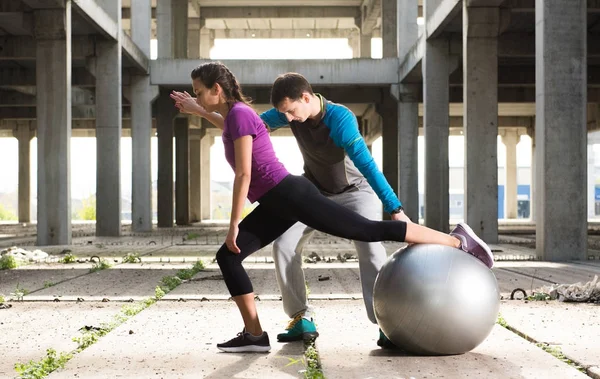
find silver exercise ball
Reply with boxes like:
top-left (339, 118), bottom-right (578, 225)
top-left (373, 244), bottom-right (500, 355)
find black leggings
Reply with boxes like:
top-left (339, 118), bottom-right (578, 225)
top-left (216, 175), bottom-right (407, 296)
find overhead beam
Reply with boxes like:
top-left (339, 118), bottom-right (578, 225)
top-left (72, 0), bottom-right (118, 39)
top-left (398, 33), bottom-right (425, 83)
top-left (20, 0), bottom-right (65, 9)
top-left (121, 30), bottom-right (149, 73)
top-left (0, 88), bottom-right (96, 106)
top-left (71, 0), bottom-right (149, 73)
top-left (426, 0), bottom-right (461, 39)
top-left (199, 6), bottom-right (360, 19)
top-left (213, 28), bottom-right (358, 39)
top-left (151, 58), bottom-right (400, 86)
top-left (418, 115), bottom-right (533, 128)
top-left (0, 67), bottom-right (129, 87)
top-left (0, 105), bottom-right (131, 120)
top-left (0, 12), bottom-right (33, 35)
top-left (0, 36), bottom-right (94, 59)
top-left (399, 31), bottom-right (600, 82)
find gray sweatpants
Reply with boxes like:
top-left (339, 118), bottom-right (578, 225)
top-left (272, 187), bottom-right (388, 324)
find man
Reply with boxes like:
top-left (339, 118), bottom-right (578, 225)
top-left (170, 72), bottom-right (492, 348)
top-left (258, 73), bottom-right (409, 348)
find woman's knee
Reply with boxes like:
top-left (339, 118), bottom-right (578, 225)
top-left (216, 246), bottom-right (237, 273)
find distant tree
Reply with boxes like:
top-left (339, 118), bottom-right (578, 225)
top-left (0, 204), bottom-right (17, 221)
top-left (76, 196), bottom-right (96, 220)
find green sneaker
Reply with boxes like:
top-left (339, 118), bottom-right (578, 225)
top-left (277, 314), bottom-right (319, 342)
top-left (377, 329), bottom-right (399, 349)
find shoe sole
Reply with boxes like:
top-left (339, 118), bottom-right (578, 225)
top-left (457, 223), bottom-right (494, 268)
top-left (277, 331), bottom-right (319, 342)
top-left (217, 345), bottom-right (271, 353)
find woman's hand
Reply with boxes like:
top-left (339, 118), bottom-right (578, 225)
top-left (226, 224), bottom-right (241, 254)
top-left (170, 90), bottom-right (207, 116)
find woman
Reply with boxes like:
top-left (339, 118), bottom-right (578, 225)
top-left (170, 62), bottom-right (492, 353)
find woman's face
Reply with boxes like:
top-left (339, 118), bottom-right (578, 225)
top-left (192, 78), bottom-right (220, 112)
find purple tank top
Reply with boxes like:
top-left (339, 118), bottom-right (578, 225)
top-left (222, 102), bottom-right (290, 203)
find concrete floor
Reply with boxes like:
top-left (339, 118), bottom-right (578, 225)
top-left (1, 223), bottom-right (599, 378)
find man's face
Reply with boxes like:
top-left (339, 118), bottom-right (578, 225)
top-left (276, 94), bottom-right (311, 123)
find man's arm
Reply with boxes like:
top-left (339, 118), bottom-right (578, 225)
top-left (259, 108), bottom-right (289, 130)
top-left (325, 105), bottom-right (403, 216)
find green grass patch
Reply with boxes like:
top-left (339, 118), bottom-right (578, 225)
top-left (89, 259), bottom-right (111, 273)
top-left (496, 313), bottom-right (508, 328)
top-left (536, 343), bottom-right (585, 373)
top-left (14, 349), bottom-right (72, 379)
top-left (11, 284), bottom-right (29, 301)
top-left (122, 253), bottom-right (141, 264)
top-left (302, 342), bottom-right (325, 379)
top-left (59, 254), bottom-right (76, 264)
top-left (0, 255), bottom-right (18, 270)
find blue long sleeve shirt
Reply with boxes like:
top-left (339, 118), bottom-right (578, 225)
top-left (260, 95), bottom-right (402, 214)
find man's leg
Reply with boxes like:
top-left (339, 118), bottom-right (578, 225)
top-left (331, 189), bottom-right (398, 348)
top-left (273, 222), bottom-right (319, 341)
top-left (331, 189), bottom-right (388, 323)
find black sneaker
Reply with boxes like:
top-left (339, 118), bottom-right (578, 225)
top-left (217, 329), bottom-right (271, 353)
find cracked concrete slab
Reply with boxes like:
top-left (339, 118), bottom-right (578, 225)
top-left (0, 302), bottom-right (124, 378)
top-left (500, 300), bottom-right (600, 372)
top-left (314, 300), bottom-right (590, 379)
top-left (48, 301), bottom-right (305, 379)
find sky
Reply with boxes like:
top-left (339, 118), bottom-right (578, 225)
top-left (0, 37), bottom-right (538, 201)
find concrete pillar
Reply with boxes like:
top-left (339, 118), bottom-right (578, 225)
top-left (95, 0), bottom-right (122, 237)
top-left (361, 34), bottom-right (372, 58)
top-left (13, 122), bottom-right (34, 224)
top-left (423, 35), bottom-right (450, 232)
top-left (349, 29), bottom-right (360, 58)
top-left (175, 118), bottom-right (190, 225)
top-left (200, 126), bottom-right (214, 220)
top-left (173, 0), bottom-right (188, 59)
top-left (200, 27), bottom-right (215, 59)
top-left (188, 20), bottom-right (200, 59)
top-left (157, 0), bottom-right (188, 59)
top-left (535, 0), bottom-right (587, 261)
top-left (378, 99), bottom-right (399, 218)
top-left (397, 86), bottom-right (419, 222)
top-left (130, 0), bottom-right (156, 232)
top-left (156, 92), bottom-right (178, 227)
top-left (355, 15), bottom-right (372, 58)
top-left (34, 7), bottom-right (72, 245)
top-left (190, 133), bottom-right (202, 222)
top-left (381, 0), bottom-right (398, 58)
top-left (399, 0), bottom-right (418, 58)
top-left (501, 129), bottom-right (519, 219)
top-left (130, 77), bottom-right (157, 231)
top-left (463, 4), bottom-right (499, 242)
top-left (588, 143), bottom-right (595, 219)
top-left (527, 125), bottom-right (536, 221)
top-left (378, 88), bottom-right (418, 222)
top-left (131, 0), bottom-right (151, 57)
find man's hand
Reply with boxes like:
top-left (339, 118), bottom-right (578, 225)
top-left (392, 211), bottom-right (412, 223)
top-left (170, 90), bottom-right (207, 116)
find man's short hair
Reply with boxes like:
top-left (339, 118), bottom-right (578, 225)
top-left (270, 73), bottom-right (314, 108)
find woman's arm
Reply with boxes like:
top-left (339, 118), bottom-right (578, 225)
top-left (226, 135), bottom-right (253, 253)
top-left (170, 90), bottom-right (225, 130)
